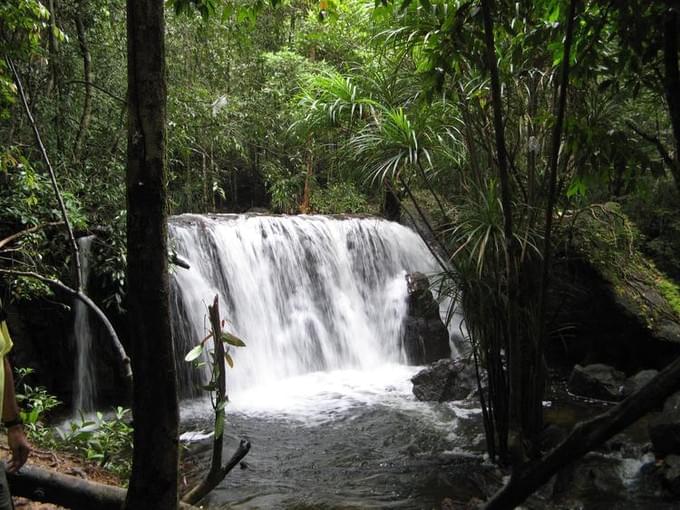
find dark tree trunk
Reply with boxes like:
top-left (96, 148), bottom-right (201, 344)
top-left (663, 8), bottom-right (680, 194)
top-left (125, 1), bottom-right (179, 509)
top-left (74, 0), bottom-right (93, 160)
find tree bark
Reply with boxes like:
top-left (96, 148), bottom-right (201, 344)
top-left (663, 8), bottom-right (680, 194)
top-left (74, 0), bottom-right (93, 160)
top-left (483, 354), bottom-right (680, 509)
top-left (125, 0), bottom-right (179, 509)
top-left (480, 0), bottom-right (518, 462)
top-left (535, 0), bottom-right (578, 437)
top-left (7, 465), bottom-right (197, 510)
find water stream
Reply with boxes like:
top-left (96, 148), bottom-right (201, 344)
top-left (72, 235), bottom-right (97, 413)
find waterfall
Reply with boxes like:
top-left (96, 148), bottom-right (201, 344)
top-left (169, 214), bottom-right (445, 397)
top-left (72, 235), bottom-right (97, 412)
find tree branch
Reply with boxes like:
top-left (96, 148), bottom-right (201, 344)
top-left (0, 269), bottom-right (131, 380)
top-left (626, 121), bottom-right (675, 169)
top-left (7, 57), bottom-right (83, 292)
top-left (0, 222), bottom-right (64, 251)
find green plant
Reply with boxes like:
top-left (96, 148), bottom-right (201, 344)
top-left (59, 407), bottom-right (133, 480)
top-left (310, 182), bottom-right (372, 214)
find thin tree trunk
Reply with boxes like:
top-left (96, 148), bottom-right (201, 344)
top-left (74, 0), bottom-right (93, 160)
top-left (663, 8), bottom-right (680, 194)
top-left (535, 0), bottom-right (578, 434)
top-left (181, 297), bottom-right (251, 505)
top-left (125, 0), bottom-right (179, 508)
top-left (7, 58), bottom-right (83, 292)
top-left (481, 0), bottom-right (521, 462)
top-left (45, 0), bottom-right (59, 97)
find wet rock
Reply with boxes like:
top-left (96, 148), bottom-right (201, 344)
top-left (649, 392), bottom-right (680, 456)
top-left (403, 272), bottom-right (450, 365)
top-left (567, 363), bottom-right (627, 401)
top-left (624, 369), bottom-right (659, 395)
top-left (553, 453), bottom-right (627, 503)
top-left (538, 423), bottom-right (567, 452)
top-left (412, 359), bottom-right (476, 402)
top-left (661, 454), bottom-right (680, 496)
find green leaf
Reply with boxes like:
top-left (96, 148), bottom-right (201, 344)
top-left (221, 332), bottom-right (246, 347)
top-left (184, 344), bottom-right (204, 362)
top-left (225, 353), bottom-right (234, 368)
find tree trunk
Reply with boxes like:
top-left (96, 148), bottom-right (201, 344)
top-left (480, 0), bottom-right (518, 463)
top-left (74, 0), bottom-right (93, 160)
top-left (125, 1), bottom-right (179, 509)
top-left (535, 0), bottom-right (577, 438)
top-left (663, 8), bottom-right (680, 194)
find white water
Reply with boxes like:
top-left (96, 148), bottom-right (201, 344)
top-left (169, 214), bottom-right (446, 401)
top-left (72, 236), bottom-right (97, 412)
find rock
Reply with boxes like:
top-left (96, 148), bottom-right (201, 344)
top-left (661, 454), bottom-right (680, 496)
top-left (412, 359), bottom-right (476, 402)
top-left (567, 364), bottom-right (627, 401)
top-left (649, 391), bottom-right (680, 456)
top-left (402, 272), bottom-right (450, 365)
top-left (537, 424), bottom-right (567, 452)
top-left (624, 369), bottom-right (659, 395)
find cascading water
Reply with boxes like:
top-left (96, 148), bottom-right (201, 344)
top-left (72, 235), bottom-right (97, 412)
top-left (169, 214), bottom-right (446, 398)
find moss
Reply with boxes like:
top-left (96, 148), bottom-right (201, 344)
top-left (657, 276), bottom-right (680, 316)
top-left (565, 202), bottom-right (680, 326)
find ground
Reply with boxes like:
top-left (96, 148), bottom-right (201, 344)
top-left (0, 432), bottom-right (122, 510)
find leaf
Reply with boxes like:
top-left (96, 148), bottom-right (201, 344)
top-left (221, 332), bottom-right (246, 347)
top-left (184, 344), bottom-right (204, 362)
top-left (225, 353), bottom-right (234, 368)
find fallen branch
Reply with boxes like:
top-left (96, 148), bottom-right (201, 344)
top-left (181, 439), bottom-right (251, 505)
top-left (482, 354), bottom-right (680, 509)
top-left (8, 464), bottom-right (197, 510)
top-left (0, 269), bottom-right (131, 380)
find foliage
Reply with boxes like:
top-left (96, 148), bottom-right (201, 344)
top-left (58, 407), bottom-right (133, 480)
top-left (14, 367), bottom-right (133, 479)
top-left (310, 181), bottom-right (373, 214)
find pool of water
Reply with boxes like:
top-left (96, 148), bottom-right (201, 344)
top-left (179, 364), bottom-right (492, 509)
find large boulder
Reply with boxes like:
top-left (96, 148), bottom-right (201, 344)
top-left (649, 392), bottom-right (680, 456)
top-left (402, 272), bottom-right (450, 365)
top-left (624, 369), bottom-right (659, 395)
top-left (567, 364), bottom-right (627, 401)
top-left (411, 359), bottom-right (476, 402)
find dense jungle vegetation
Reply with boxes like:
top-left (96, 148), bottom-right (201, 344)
top-left (2, 0), bottom-right (680, 509)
